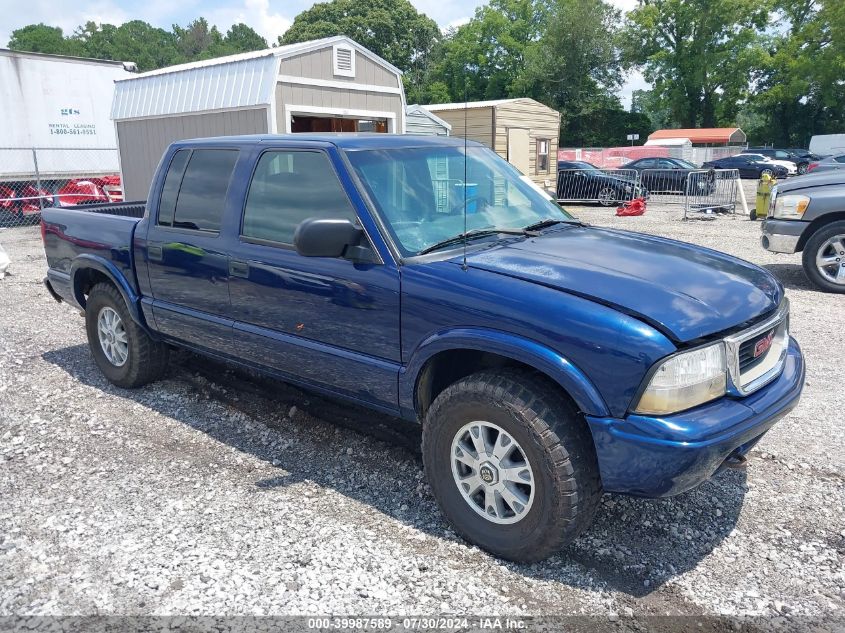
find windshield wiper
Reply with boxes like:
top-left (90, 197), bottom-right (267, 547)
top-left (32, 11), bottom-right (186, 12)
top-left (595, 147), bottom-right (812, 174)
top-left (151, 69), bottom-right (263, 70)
top-left (523, 218), bottom-right (585, 232)
top-left (417, 228), bottom-right (528, 256)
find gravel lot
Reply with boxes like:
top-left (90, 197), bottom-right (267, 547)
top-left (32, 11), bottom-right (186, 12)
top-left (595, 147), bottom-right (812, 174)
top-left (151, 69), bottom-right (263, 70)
top-left (0, 187), bottom-right (843, 626)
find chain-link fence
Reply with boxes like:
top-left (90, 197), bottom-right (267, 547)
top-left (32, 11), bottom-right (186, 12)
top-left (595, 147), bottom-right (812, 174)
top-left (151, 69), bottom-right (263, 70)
top-left (0, 147), bottom-right (122, 228)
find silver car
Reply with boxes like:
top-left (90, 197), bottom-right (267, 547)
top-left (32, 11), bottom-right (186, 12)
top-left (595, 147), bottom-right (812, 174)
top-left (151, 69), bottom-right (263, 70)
top-left (807, 154), bottom-right (845, 174)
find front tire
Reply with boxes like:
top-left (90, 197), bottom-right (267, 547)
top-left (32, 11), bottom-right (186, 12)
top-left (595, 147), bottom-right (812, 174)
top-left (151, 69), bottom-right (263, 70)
top-left (422, 370), bottom-right (602, 562)
top-left (802, 221), bottom-right (845, 293)
top-left (85, 282), bottom-right (169, 387)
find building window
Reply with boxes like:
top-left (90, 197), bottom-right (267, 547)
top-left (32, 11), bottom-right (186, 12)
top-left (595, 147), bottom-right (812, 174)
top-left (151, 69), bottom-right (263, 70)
top-left (537, 139), bottom-right (550, 173)
top-left (333, 45), bottom-right (355, 78)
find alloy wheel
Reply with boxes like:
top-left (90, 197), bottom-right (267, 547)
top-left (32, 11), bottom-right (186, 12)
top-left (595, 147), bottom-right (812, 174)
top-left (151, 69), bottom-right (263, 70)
top-left (816, 235), bottom-right (845, 286)
top-left (97, 306), bottom-right (129, 366)
top-left (450, 421), bottom-right (535, 524)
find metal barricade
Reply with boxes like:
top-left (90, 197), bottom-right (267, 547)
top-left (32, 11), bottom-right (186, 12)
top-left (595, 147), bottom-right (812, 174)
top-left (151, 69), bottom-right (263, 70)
top-left (683, 169), bottom-right (740, 218)
top-left (556, 168), bottom-right (642, 206)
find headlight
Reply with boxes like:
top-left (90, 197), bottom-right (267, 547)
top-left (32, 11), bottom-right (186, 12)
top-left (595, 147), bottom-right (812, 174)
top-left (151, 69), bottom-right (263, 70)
top-left (772, 194), bottom-right (810, 219)
top-left (634, 342), bottom-right (726, 415)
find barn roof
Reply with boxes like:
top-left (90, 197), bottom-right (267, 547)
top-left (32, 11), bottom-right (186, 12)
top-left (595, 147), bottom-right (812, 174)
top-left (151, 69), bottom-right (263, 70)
top-left (111, 36), bottom-right (402, 121)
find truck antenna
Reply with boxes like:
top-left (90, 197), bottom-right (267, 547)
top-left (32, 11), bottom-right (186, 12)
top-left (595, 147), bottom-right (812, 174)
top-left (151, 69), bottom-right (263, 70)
top-left (462, 78), bottom-right (468, 272)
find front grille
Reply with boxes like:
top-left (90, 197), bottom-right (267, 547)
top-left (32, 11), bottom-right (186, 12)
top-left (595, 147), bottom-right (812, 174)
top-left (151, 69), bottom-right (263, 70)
top-left (738, 327), bottom-right (777, 373)
top-left (724, 300), bottom-right (790, 396)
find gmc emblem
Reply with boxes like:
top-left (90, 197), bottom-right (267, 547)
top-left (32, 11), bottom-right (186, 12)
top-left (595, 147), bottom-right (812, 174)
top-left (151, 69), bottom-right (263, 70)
top-left (754, 330), bottom-right (775, 358)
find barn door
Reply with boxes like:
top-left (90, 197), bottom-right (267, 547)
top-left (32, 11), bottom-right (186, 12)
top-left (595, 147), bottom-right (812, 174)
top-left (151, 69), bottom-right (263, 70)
top-left (507, 128), bottom-right (531, 175)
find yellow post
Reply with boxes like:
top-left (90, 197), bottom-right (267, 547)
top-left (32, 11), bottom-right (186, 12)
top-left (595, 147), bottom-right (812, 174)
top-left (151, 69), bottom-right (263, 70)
top-left (754, 173), bottom-right (776, 221)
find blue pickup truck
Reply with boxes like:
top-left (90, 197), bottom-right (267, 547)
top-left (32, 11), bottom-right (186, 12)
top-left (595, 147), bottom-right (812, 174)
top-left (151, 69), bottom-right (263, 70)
top-left (42, 134), bottom-right (804, 561)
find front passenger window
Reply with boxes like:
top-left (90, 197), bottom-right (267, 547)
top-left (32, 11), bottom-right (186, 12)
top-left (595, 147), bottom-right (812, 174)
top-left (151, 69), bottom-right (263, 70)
top-left (242, 151), bottom-right (357, 245)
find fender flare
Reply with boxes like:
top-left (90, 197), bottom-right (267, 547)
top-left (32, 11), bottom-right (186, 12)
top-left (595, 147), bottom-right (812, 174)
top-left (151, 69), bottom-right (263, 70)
top-left (400, 327), bottom-right (610, 418)
top-left (69, 254), bottom-right (151, 333)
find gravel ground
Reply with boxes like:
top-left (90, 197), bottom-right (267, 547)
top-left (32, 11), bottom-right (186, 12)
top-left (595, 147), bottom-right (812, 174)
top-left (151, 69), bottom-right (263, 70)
top-left (0, 186), bottom-right (843, 627)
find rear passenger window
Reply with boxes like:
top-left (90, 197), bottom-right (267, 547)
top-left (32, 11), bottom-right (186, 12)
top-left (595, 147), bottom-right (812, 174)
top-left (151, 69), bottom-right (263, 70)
top-left (172, 149), bottom-right (239, 232)
top-left (157, 150), bottom-right (190, 226)
top-left (241, 151), bottom-right (356, 245)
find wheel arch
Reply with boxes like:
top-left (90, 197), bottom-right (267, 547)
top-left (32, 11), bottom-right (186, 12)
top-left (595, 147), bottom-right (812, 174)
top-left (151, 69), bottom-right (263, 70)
top-left (796, 211), bottom-right (845, 252)
top-left (402, 328), bottom-right (610, 421)
top-left (70, 255), bottom-right (151, 333)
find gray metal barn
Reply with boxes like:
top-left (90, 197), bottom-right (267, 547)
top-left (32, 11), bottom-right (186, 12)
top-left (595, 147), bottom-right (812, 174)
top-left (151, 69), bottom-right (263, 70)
top-left (111, 36), bottom-right (406, 200)
top-left (405, 105), bottom-right (451, 136)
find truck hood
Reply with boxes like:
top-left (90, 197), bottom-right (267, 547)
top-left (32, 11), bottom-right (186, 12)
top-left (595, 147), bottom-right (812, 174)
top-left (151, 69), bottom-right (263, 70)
top-left (465, 226), bottom-right (783, 342)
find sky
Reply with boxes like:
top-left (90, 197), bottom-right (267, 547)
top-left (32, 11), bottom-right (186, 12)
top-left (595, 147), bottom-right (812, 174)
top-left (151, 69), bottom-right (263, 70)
top-left (0, 0), bottom-right (647, 108)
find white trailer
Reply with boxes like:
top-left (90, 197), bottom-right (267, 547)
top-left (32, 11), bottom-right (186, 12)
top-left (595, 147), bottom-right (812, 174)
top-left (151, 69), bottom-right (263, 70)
top-left (0, 49), bottom-right (136, 181)
top-left (809, 134), bottom-right (845, 157)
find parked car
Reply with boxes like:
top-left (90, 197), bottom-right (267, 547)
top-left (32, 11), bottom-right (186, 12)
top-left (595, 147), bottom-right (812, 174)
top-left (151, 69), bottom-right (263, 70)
top-left (42, 135), bottom-right (804, 562)
top-left (806, 154), bottom-right (845, 174)
top-left (555, 160), bottom-right (646, 205)
top-left (738, 153), bottom-right (797, 175)
top-left (747, 148), bottom-right (809, 174)
top-left (622, 157), bottom-right (707, 193)
top-left (761, 171), bottom-right (845, 293)
top-left (703, 155), bottom-right (789, 179)
top-left (787, 148), bottom-right (821, 161)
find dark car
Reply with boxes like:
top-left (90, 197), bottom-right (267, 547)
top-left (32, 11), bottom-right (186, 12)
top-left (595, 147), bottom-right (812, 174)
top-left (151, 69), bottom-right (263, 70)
top-left (787, 148), bottom-right (821, 161)
top-left (748, 148), bottom-right (810, 175)
top-left (622, 157), bottom-right (706, 194)
top-left (703, 155), bottom-right (789, 179)
top-left (555, 160), bottom-right (646, 206)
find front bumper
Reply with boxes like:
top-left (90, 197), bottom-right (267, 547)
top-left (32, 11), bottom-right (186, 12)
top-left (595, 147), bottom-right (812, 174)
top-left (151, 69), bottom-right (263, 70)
top-left (586, 337), bottom-right (804, 497)
top-left (761, 218), bottom-right (806, 254)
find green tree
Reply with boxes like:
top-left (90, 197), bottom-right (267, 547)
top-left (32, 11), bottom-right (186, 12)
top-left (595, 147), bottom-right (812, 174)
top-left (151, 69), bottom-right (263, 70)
top-left (224, 23), bottom-right (268, 52)
top-left (518, 0), bottom-right (625, 144)
top-left (72, 21), bottom-right (180, 71)
top-left (623, 0), bottom-right (769, 128)
top-left (8, 24), bottom-right (79, 55)
top-left (746, 0), bottom-right (845, 145)
top-left (279, 0), bottom-right (441, 103)
top-left (433, 0), bottom-right (542, 102)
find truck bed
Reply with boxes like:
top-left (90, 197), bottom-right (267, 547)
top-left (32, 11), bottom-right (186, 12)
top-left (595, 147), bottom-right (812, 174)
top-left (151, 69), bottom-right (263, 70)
top-left (41, 201), bottom-right (147, 301)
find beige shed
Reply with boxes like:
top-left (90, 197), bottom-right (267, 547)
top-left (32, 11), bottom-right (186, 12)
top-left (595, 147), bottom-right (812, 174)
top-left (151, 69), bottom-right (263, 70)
top-left (424, 98), bottom-right (560, 185)
top-left (111, 36), bottom-right (406, 200)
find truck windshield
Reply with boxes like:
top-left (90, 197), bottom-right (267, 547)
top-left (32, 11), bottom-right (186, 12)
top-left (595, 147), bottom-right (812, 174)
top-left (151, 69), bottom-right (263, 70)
top-left (345, 145), bottom-right (574, 256)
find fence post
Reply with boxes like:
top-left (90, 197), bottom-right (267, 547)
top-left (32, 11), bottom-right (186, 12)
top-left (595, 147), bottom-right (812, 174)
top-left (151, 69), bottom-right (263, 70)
top-left (31, 148), bottom-right (44, 211)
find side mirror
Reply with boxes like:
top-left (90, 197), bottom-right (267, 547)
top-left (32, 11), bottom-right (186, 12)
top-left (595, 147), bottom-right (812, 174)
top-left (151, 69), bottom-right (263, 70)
top-left (293, 217), bottom-right (373, 261)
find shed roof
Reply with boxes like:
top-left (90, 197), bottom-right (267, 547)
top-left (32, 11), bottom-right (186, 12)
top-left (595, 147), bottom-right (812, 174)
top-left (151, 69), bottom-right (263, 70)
top-left (111, 36), bottom-right (402, 121)
top-left (406, 104), bottom-right (452, 130)
top-left (648, 127), bottom-right (746, 144)
top-left (424, 98), bottom-right (548, 112)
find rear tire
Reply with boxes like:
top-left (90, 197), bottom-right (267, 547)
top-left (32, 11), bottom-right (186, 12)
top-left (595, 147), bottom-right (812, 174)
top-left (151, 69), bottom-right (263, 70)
top-left (797, 163), bottom-right (808, 175)
top-left (802, 221), bottom-right (845, 294)
top-left (422, 369), bottom-right (602, 562)
top-left (85, 282), bottom-right (169, 387)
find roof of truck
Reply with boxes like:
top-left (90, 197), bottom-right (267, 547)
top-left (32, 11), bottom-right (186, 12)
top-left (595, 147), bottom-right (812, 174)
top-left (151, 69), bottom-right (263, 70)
top-left (172, 134), bottom-right (486, 150)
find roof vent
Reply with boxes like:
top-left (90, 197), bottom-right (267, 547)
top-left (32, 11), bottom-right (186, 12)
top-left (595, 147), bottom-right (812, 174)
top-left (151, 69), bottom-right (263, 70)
top-left (333, 44), bottom-right (355, 78)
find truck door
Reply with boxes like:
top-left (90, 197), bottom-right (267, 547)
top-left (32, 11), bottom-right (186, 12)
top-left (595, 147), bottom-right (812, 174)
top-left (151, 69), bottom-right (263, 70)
top-left (227, 147), bottom-right (401, 411)
top-left (143, 148), bottom-right (238, 352)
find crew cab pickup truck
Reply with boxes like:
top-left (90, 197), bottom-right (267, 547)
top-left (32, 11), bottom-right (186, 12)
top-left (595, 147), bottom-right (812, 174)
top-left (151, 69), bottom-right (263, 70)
top-left (42, 135), bottom-right (805, 562)
top-left (761, 171), bottom-right (845, 293)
